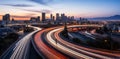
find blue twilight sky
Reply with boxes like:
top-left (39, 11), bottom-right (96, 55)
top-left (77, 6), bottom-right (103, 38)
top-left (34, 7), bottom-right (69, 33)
top-left (0, 0), bottom-right (120, 20)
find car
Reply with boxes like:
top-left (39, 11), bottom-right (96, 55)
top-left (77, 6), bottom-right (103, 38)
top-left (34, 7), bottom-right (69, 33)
top-left (0, 28), bottom-right (19, 40)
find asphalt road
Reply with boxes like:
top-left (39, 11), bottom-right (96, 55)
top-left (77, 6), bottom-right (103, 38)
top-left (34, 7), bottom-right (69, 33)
top-left (0, 26), bottom-right (41, 59)
top-left (45, 26), bottom-right (120, 59)
top-left (34, 28), bottom-right (69, 59)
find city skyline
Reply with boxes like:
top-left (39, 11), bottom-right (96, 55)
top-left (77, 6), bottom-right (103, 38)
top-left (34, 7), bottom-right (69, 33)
top-left (0, 0), bottom-right (120, 20)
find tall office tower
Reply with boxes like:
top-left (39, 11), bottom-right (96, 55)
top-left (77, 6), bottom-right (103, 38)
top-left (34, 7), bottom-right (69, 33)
top-left (50, 14), bottom-right (53, 20)
top-left (42, 12), bottom-right (46, 22)
top-left (30, 17), bottom-right (37, 22)
top-left (61, 13), bottom-right (66, 22)
top-left (3, 14), bottom-right (10, 21)
top-left (37, 16), bottom-right (40, 22)
top-left (71, 16), bottom-right (74, 20)
top-left (2, 14), bottom-right (10, 24)
top-left (80, 17), bottom-right (82, 20)
top-left (68, 16), bottom-right (70, 20)
top-left (56, 13), bottom-right (60, 21)
top-left (53, 16), bottom-right (55, 21)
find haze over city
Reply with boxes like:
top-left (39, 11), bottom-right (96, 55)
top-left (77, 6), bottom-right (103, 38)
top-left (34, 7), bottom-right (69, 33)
top-left (0, 0), bottom-right (120, 20)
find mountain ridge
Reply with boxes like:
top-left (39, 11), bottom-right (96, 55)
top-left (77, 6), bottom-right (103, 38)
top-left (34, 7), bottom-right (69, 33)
top-left (89, 15), bottom-right (120, 20)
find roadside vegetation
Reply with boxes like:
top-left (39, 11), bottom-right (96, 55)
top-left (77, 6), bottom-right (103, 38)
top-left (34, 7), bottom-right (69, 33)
top-left (0, 26), bottom-right (34, 56)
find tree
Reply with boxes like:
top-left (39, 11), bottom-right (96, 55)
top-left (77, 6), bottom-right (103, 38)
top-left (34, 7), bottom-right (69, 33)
top-left (61, 21), bottom-right (69, 38)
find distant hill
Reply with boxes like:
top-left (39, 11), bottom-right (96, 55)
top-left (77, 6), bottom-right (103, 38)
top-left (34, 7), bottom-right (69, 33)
top-left (90, 15), bottom-right (120, 20)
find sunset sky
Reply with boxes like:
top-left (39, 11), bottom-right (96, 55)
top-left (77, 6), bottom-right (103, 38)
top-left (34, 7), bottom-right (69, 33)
top-left (0, 0), bottom-right (120, 20)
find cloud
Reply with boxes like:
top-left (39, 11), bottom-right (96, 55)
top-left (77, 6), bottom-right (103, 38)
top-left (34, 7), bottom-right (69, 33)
top-left (42, 9), bottom-right (51, 13)
top-left (11, 15), bottom-right (31, 18)
top-left (0, 14), bottom-right (30, 19)
top-left (12, 13), bottom-right (37, 17)
top-left (22, 9), bottom-right (51, 13)
top-left (30, 0), bottom-right (53, 5)
top-left (1, 4), bottom-right (33, 7)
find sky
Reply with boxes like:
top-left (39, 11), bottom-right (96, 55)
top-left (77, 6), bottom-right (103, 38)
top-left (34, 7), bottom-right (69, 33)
top-left (0, 0), bottom-right (120, 20)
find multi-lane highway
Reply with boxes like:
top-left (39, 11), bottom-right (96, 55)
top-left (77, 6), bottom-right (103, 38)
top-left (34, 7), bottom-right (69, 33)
top-left (46, 28), bottom-right (113, 59)
top-left (33, 28), bottom-right (69, 59)
top-left (0, 26), bottom-right (41, 59)
top-left (55, 28), bottom-right (120, 58)
top-left (33, 25), bottom-right (120, 59)
top-left (1, 25), bottom-right (120, 59)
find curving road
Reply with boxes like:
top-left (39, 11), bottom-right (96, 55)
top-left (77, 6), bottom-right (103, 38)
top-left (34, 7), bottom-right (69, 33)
top-left (45, 25), bottom-right (120, 59)
top-left (0, 26), bottom-right (41, 59)
top-left (32, 25), bottom-right (120, 59)
top-left (34, 28), bottom-right (69, 59)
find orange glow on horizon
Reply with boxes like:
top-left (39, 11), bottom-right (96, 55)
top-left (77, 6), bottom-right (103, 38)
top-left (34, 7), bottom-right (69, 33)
top-left (0, 15), bottom-right (30, 20)
top-left (0, 13), bottom-right (93, 21)
top-left (13, 18), bottom-right (30, 20)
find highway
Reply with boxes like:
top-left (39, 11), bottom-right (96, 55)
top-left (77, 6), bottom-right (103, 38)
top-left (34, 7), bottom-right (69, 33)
top-left (33, 28), bottom-right (69, 59)
top-left (0, 26), bottom-right (41, 59)
top-left (33, 25), bottom-right (98, 59)
top-left (45, 25), bottom-right (120, 59)
top-left (2, 25), bottom-right (119, 59)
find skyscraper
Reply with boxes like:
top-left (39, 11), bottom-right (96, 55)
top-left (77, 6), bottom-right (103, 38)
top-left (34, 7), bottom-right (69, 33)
top-left (56, 13), bottom-right (60, 21)
top-left (37, 16), bottom-right (40, 22)
top-left (50, 14), bottom-right (54, 21)
top-left (3, 14), bottom-right (10, 21)
top-left (42, 12), bottom-right (46, 22)
top-left (61, 13), bottom-right (66, 22)
top-left (2, 14), bottom-right (10, 24)
top-left (53, 16), bottom-right (55, 21)
top-left (30, 16), bottom-right (40, 23)
top-left (61, 13), bottom-right (65, 19)
top-left (50, 14), bottom-right (53, 20)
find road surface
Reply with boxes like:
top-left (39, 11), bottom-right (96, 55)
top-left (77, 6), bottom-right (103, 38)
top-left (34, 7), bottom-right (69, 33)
top-left (45, 26), bottom-right (120, 59)
top-left (33, 28), bottom-right (69, 59)
top-left (0, 26), bottom-right (41, 59)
